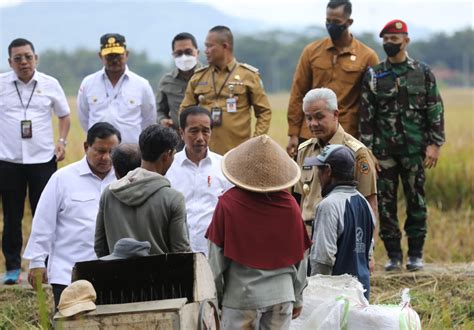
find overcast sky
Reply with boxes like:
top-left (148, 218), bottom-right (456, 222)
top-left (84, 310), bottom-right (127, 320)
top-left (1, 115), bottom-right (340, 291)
top-left (1, 0), bottom-right (472, 34)
top-left (192, 0), bottom-right (474, 34)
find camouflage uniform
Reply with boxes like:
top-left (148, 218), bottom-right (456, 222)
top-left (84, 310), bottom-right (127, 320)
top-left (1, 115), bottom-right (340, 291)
top-left (359, 57), bottom-right (445, 259)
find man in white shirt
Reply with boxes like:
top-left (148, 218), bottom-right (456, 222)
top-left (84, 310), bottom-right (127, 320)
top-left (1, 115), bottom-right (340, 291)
top-left (77, 33), bottom-right (156, 144)
top-left (0, 38), bottom-right (71, 285)
top-left (23, 122), bottom-right (120, 309)
top-left (166, 106), bottom-right (232, 255)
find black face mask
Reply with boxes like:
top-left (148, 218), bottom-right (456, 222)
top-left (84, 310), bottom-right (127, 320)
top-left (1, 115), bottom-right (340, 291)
top-left (326, 22), bottom-right (347, 41)
top-left (383, 42), bottom-right (402, 57)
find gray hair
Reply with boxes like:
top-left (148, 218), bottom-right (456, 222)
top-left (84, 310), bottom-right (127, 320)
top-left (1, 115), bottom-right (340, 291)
top-left (302, 88), bottom-right (338, 112)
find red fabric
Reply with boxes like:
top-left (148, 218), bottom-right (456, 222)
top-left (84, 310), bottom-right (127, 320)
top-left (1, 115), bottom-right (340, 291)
top-left (205, 187), bottom-right (312, 270)
top-left (379, 19), bottom-right (408, 37)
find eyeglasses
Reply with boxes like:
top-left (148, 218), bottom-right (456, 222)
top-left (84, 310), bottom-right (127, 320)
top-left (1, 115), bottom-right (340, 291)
top-left (173, 48), bottom-right (195, 57)
top-left (12, 54), bottom-right (35, 63)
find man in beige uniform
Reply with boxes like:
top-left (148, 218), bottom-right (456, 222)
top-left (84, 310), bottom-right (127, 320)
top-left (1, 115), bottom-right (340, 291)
top-left (180, 25), bottom-right (272, 155)
top-left (294, 88), bottom-right (377, 238)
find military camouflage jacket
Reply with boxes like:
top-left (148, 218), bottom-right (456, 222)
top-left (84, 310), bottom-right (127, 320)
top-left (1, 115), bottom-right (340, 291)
top-left (359, 57), bottom-right (445, 156)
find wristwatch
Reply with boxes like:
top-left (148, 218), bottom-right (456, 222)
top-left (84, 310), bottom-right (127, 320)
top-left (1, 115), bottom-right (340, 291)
top-left (58, 138), bottom-right (68, 146)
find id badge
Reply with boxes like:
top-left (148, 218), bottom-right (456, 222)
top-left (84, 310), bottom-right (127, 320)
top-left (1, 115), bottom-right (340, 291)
top-left (21, 120), bottom-right (33, 138)
top-left (211, 107), bottom-right (223, 126)
top-left (226, 97), bottom-right (237, 113)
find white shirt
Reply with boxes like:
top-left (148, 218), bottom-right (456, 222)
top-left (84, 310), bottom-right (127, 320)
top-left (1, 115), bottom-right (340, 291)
top-left (77, 66), bottom-right (157, 144)
top-left (166, 148), bottom-right (232, 255)
top-left (23, 156), bottom-right (116, 285)
top-left (0, 70), bottom-right (70, 164)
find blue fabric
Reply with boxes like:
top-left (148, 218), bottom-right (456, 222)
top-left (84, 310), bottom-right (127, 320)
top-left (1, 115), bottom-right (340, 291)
top-left (332, 195), bottom-right (374, 299)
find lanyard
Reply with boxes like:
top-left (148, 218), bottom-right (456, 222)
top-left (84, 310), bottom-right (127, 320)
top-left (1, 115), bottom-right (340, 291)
top-left (103, 74), bottom-right (126, 102)
top-left (14, 80), bottom-right (37, 120)
top-left (211, 64), bottom-right (237, 101)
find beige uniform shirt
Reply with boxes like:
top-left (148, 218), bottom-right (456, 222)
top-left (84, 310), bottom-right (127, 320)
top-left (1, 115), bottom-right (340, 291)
top-left (295, 125), bottom-right (377, 222)
top-left (180, 58), bottom-right (272, 155)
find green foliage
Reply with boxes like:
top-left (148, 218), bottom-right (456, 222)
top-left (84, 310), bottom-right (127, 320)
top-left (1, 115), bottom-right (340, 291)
top-left (38, 49), bottom-right (167, 96)
top-left (35, 28), bottom-right (474, 95)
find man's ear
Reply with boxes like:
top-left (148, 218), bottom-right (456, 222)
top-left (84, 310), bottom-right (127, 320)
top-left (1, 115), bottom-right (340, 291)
top-left (347, 18), bottom-right (354, 27)
top-left (179, 128), bottom-right (185, 140)
top-left (84, 142), bottom-right (89, 154)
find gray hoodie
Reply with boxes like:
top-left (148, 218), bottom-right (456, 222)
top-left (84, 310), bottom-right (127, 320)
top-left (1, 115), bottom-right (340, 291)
top-left (95, 168), bottom-right (191, 258)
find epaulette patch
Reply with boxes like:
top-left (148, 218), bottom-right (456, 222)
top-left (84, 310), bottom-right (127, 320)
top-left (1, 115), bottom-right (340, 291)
top-left (194, 65), bottom-right (209, 73)
top-left (298, 139), bottom-right (314, 151)
top-left (345, 138), bottom-right (363, 152)
top-left (241, 63), bottom-right (259, 73)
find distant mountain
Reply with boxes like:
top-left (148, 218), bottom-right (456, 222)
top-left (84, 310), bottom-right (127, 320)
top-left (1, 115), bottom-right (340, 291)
top-left (0, 1), bottom-right (269, 68)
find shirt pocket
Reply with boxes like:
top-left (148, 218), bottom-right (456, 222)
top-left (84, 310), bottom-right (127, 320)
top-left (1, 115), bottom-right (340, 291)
top-left (122, 91), bottom-right (143, 110)
top-left (406, 71), bottom-right (427, 110)
top-left (87, 95), bottom-right (107, 110)
top-left (68, 193), bottom-right (96, 220)
top-left (311, 59), bottom-right (332, 86)
top-left (339, 63), bottom-right (364, 85)
top-left (193, 84), bottom-right (213, 105)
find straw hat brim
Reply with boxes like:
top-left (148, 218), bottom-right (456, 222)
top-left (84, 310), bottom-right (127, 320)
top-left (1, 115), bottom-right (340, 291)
top-left (221, 135), bottom-right (301, 193)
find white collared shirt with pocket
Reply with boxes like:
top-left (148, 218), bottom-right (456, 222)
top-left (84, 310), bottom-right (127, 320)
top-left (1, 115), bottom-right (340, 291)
top-left (23, 156), bottom-right (116, 285)
top-left (77, 66), bottom-right (156, 144)
top-left (0, 70), bottom-right (70, 164)
top-left (166, 148), bottom-right (233, 256)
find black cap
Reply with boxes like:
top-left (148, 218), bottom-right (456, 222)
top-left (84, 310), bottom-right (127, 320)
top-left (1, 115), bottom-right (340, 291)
top-left (304, 144), bottom-right (355, 177)
top-left (100, 33), bottom-right (126, 56)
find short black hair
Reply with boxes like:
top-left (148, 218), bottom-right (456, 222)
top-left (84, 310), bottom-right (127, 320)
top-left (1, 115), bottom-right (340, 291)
top-left (179, 106), bottom-right (212, 129)
top-left (172, 32), bottom-right (198, 51)
top-left (327, 0), bottom-right (352, 17)
top-left (139, 125), bottom-right (179, 162)
top-left (86, 122), bottom-right (122, 146)
top-left (209, 25), bottom-right (233, 50)
top-left (112, 144), bottom-right (141, 179)
top-left (8, 38), bottom-right (35, 57)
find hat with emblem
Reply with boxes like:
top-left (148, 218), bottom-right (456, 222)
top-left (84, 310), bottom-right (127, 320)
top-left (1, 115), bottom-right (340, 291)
top-left (222, 135), bottom-right (301, 193)
top-left (379, 19), bottom-right (408, 37)
top-left (304, 144), bottom-right (355, 178)
top-left (100, 33), bottom-right (127, 56)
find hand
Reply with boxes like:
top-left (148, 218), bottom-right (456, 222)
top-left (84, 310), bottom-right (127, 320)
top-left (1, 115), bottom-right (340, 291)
top-left (372, 155), bottom-right (381, 172)
top-left (369, 256), bottom-right (375, 273)
top-left (27, 268), bottom-right (48, 289)
top-left (55, 142), bottom-right (66, 161)
top-left (292, 306), bottom-right (303, 319)
top-left (424, 144), bottom-right (440, 169)
top-left (286, 136), bottom-right (299, 158)
top-left (160, 118), bottom-right (174, 128)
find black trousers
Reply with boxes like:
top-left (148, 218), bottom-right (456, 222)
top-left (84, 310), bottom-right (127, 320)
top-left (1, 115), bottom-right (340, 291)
top-left (0, 157), bottom-right (56, 270)
top-left (52, 283), bottom-right (67, 311)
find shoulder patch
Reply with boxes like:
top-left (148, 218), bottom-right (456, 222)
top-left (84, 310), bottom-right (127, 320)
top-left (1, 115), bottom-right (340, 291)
top-left (344, 138), bottom-right (364, 153)
top-left (194, 65), bottom-right (209, 73)
top-left (240, 63), bottom-right (259, 73)
top-left (356, 156), bottom-right (370, 174)
top-left (298, 139), bottom-right (314, 151)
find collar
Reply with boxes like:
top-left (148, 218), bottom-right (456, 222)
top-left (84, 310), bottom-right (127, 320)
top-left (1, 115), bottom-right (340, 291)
top-left (316, 124), bottom-right (345, 149)
top-left (325, 35), bottom-right (357, 55)
top-left (383, 55), bottom-right (416, 71)
top-left (101, 65), bottom-right (130, 81)
top-left (321, 181), bottom-right (357, 198)
top-left (79, 156), bottom-right (114, 179)
top-left (212, 58), bottom-right (237, 73)
top-left (11, 70), bottom-right (39, 85)
top-left (173, 62), bottom-right (204, 79)
top-left (176, 147), bottom-right (213, 167)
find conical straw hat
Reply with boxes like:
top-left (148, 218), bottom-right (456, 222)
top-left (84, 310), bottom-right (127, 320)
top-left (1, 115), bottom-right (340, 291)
top-left (222, 135), bottom-right (301, 192)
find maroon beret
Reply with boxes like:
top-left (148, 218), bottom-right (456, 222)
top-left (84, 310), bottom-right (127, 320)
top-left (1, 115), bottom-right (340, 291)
top-left (379, 19), bottom-right (408, 37)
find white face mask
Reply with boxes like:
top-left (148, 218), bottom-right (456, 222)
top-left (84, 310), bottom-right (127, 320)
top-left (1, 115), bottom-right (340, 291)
top-left (174, 55), bottom-right (197, 72)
